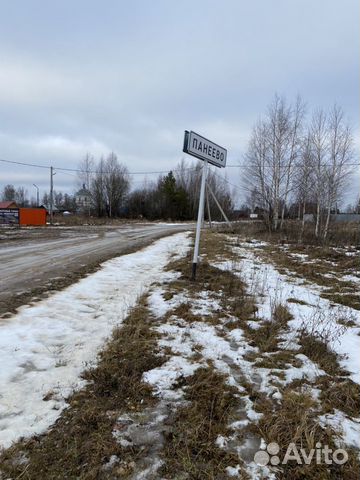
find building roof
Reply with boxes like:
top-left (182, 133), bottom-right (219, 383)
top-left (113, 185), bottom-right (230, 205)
top-left (40, 204), bottom-right (60, 212)
top-left (0, 201), bottom-right (18, 209)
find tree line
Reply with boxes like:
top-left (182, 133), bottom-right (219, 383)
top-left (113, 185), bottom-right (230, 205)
top-left (2, 94), bottom-right (357, 230)
top-left (77, 154), bottom-right (233, 220)
top-left (1, 184), bottom-right (77, 210)
top-left (243, 95), bottom-right (357, 239)
top-left (1, 155), bottom-right (234, 221)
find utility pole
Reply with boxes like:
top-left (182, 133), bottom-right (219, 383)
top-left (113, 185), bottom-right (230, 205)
top-left (192, 161), bottom-right (208, 280)
top-left (50, 166), bottom-right (54, 225)
top-left (33, 184), bottom-right (39, 207)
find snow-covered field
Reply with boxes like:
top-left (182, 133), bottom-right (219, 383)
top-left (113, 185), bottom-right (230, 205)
top-left (214, 238), bottom-right (360, 453)
top-left (216, 238), bottom-right (360, 385)
top-left (0, 232), bottom-right (191, 449)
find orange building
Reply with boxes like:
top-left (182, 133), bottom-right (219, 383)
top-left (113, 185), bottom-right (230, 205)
top-left (19, 208), bottom-right (46, 226)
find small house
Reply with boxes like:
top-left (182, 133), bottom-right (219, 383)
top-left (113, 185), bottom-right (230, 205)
top-left (0, 201), bottom-right (18, 209)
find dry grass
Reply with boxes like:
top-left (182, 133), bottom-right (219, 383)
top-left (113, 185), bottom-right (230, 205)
top-left (257, 244), bottom-right (359, 310)
top-left (166, 232), bottom-right (255, 326)
top-left (317, 377), bottom-right (360, 418)
top-left (2, 227), bottom-right (358, 479)
top-left (254, 351), bottom-right (303, 370)
top-left (299, 334), bottom-right (346, 377)
top-left (0, 300), bottom-right (164, 479)
top-left (161, 366), bottom-right (245, 479)
top-left (169, 302), bottom-right (211, 324)
top-left (254, 388), bottom-right (360, 479)
top-left (287, 297), bottom-right (309, 305)
top-left (248, 303), bottom-right (292, 353)
top-left (321, 292), bottom-right (360, 310)
top-left (229, 220), bottom-right (360, 247)
top-left (59, 216), bottom-right (153, 226)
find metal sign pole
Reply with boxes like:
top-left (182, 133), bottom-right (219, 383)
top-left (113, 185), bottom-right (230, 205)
top-left (192, 160), bottom-right (208, 280)
top-left (206, 181), bottom-right (232, 228)
top-left (206, 186), bottom-right (212, 228)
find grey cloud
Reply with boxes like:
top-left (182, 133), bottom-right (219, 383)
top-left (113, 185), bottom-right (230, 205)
top-left (0, 0), bottom-right (358, 205)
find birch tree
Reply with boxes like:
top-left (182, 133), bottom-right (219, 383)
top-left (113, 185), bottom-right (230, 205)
top-left (244, 95), bottom-right (304, 231)
top-left (322, 105), bottom-right (353, 239)
top-left (309, 108), bottom-right (328, 238)
top-left (294, 133), bottom-right (314, 239)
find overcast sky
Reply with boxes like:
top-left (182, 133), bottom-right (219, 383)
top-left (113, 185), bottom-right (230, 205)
top-left (0, 0), bottom-right (359, 206)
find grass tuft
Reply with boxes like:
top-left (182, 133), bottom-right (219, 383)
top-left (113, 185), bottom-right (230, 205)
top-left (161, 366), bottom-right (243, 478)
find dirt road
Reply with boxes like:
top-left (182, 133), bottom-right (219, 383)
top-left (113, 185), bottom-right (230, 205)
top-left (0, 222), bottom-right (193, 316)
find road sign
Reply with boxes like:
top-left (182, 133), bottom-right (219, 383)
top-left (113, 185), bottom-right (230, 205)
top-left (183, 130), bottom-right (227, 168)
top-left (182, 130), bottom-right (228, 279)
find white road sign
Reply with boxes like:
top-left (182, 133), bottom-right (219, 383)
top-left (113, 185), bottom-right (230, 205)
top-left (183, 130), bottom-right (227, 168)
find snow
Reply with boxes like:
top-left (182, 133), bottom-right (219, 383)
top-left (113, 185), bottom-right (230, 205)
top-left (319, 410), bottom-right (360, 449)
top-left (2, 228), bottom-right (357, 475)
top-left (214, 240), bottom-right (360, 385)
top-left (342, 274), bottom-right (360, 286)
top-left (226, 465), bottom-right (242, 477)
top-left (0, 231), bottom-right (191, 450)
top-left (289, 253), bottom-right (309, 261)
top-left (209, 236), bottom-right (360, 472)
top-left (146, 235), bottom-right (359, 477)
top-left (283, 354), bottom-right (326, 384)
top-left (143, 355), bottom-right (198, 400)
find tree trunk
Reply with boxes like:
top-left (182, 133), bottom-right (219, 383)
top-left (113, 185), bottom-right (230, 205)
top-left (299, 201), bottom-right (306, 243)
top-left (323, 204), bottom-right (331, 240)
top-left (273, 199), bottom-right (279, 231)
top-left (280, 202), bottom-right (286, 229)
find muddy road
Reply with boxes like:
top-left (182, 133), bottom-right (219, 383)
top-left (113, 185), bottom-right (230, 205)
top-left (0, 223), bottom-right (193, 317)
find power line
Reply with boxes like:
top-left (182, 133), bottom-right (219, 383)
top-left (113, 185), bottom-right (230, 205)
top-left (0, 158), bottom-right (51, 170)
top-left (0, 157), bottom-right (199, 176)
top-left (1, 156), bottom-right (359, 179)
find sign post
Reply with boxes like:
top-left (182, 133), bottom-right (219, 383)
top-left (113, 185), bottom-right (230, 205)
top-left (192, 160), bottom-right (208, 279)
top-left (183, 130), bottom-right (227, 280)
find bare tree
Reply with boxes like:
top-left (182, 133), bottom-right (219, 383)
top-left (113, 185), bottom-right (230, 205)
top-left (309, 108), bottom-right (329, 238)
top-left (322, 105), bottom-right (353, 239)
top-left (15, 187), bottom-right (29, 207)
top-left (77, 153), bottom-right (95, 191)
top-left (244, 95), bottom-right (304, 231)
top-left (279, 96), bottom-right (305, 228)
top-left (103, 153), bottom-right (130, 217)
top-left (308, 106), bottom-right (353, 239)
top-left (293, 132), bottom-right (315, 239)
top-left (244, 96), bottom-right (355, 238)
top-left (91, 157), bottom-right (106, 216)
top-left (174, 159), bottom-right (202, 218)
top-left (2, 184), bottom-right (16, 202)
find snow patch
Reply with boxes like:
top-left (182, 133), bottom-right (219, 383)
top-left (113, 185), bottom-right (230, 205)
top-left (0, 232), bottom-right (191, 449)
